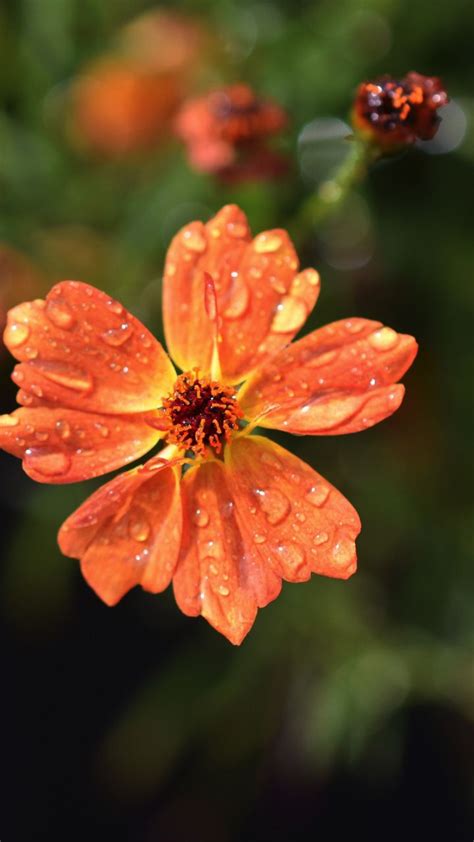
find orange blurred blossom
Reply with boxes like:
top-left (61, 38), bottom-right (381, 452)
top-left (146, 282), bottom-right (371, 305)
top-left (0, 206), bottom-right (417, 644)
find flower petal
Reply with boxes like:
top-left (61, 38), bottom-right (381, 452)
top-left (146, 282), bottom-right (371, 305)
top-left (173, 459), bottom-right (281, 645)
top-left (225, 435), bottom-right (361, 582)
top-left (0, 407), bottom-right (163, 483)
top-left (163, 204), bottom-right (320, 382)
top-left (4, 281), bottom-right (176, 414)
top-left (238, 318), bottom-right (418, 434)
top-left (58, 456), bottom-right (183, 604)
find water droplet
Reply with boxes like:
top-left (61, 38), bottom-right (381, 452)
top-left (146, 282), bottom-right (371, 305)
top-left (30, 384), bottom-right (43, 398)
top-left (94, 422), bottom-right (110, 438)
top-left (255, 487), bottom-right (291, 525)
top-left (209, 562), bottom-right (219, 576)
top-left (24, 448), bottom-right (71, 477)
top-left (345, 320), bottom-right (365, 334)
top-left (166, 262), bottom-right (176, 276)
top-left (0, 414), bottom-right (19, 427)
top-left (254, 533), bottom-right (267, 544)
top-left (193, 507), bottom-right (209, 527)
top-left (40, 364), bottom-right (93, 393)
top-left (14, 370), bottom-right (25, 383)
top-left (140, 333), bottom-right (152, 349)
top-left (129, 515), bottom-right (151, 543)
top-left (313, 531), bottom-right (329, 545)
top-left (181, 227), bottom-right (207, 253)
top-left (218, 584), bottom-right (230, 596)
top-left (305, 349), bottom-right (338, 368)
top-left (306, 484), bottom-right (330, 507)
top-left (226, 221), bottom-right (248, 238)
top-left (35, 430), bottom-right (49, 442)
top-left (5, 322), bottom-right (30, 348)
top-left (24, 346), bottom-right (38, 360)
top-left (101, 323), bottom-right (134, 347)
top-left (45, 299), bottom-right (75, 330)
top-left (295, 512), bottom-right (306, 523)
top-left (223, 274), bottom-right (250, 320)
top-left (276, 541), bottom-right (306, 573)
top-left (55, 419), bottom-right (71, 439)
top-left (106, 299), bottom-right (123, 316)
top-left (254, 232), bottom-right (282, 253)
top-left (260, 450), bottom-right (282, 470)
top-left (332, 538), bottom-right (355, 567)
top-left (368, 327), bottom-right (398, 351)
top-left (271, 296), bottom-right (307, 334)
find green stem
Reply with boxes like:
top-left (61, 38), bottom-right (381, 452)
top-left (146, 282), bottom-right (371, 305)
top-left (289, 139), bottom-right (379, 246)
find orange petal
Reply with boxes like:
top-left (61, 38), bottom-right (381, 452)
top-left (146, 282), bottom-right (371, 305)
top-left (163, 204), bottom-right (320, 382)
top-left (172, 459), bottom-right (281, 645)
top-left (225, 435), bottom-right (361, 582)
top-left (4, 281), bottom-right (175, 414)
top-left (238, 318), bottom-right (418, 434)
top-left (59, 456), bottom-right (183, 604)
top-left (0, 407), bottom-right (163, 483)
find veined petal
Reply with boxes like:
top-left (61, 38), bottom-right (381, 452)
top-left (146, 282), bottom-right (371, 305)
top-left (225, 435), bottom-right (361, 582)
top-left (163, 204), bottom-right (320, 383)
top-left (59, 456), bottom-right (183, 604)
top-left (0, 407), bottom-right (163, 483)
top-left (5, 281), bottom-right (176, 414)
top-left (238, 318), bottom-right (418, 434)
top-left (173, 459), bottom-right (281, 645)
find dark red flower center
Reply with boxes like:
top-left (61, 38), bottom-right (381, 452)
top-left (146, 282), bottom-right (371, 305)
top-left (162, 371), bottom-right (243, 457)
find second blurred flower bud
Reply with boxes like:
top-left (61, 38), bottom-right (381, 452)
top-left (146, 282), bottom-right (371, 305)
top-left (352, 71), bottom-right (448, 151)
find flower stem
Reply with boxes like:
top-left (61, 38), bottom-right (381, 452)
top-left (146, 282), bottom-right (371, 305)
top-left (289, 139), bottom-right (379, 246)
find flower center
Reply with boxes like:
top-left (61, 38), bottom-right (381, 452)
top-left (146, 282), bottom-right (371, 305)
top-left (162, 371), bottom-right (243, 457)
top-left (363, 79), bottom-right (424, 131)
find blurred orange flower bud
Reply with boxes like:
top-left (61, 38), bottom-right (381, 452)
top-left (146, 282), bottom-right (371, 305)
top-left (118, 9), bottom-right (211, 77)
top-left (175, 84), bottom-right (288, 181)
top-left (71, 59), bottom-right (180, 156)
top-left (352, 72), bottom-right (448, 150)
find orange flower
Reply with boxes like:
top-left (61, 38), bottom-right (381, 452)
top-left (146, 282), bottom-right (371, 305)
top-left (175, 84), bottom-right (288, 179)
top-left (72, 59), bottom-right (180, 156)
top-left (0, 206), bottom-right (418, 644)
top-left (352, 72), bottom-right (448, 149)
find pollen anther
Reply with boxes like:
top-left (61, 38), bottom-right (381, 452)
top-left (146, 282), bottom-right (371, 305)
top-left (161, 370), bottom-right (243, 457)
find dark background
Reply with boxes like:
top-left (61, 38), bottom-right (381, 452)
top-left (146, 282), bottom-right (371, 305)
top-left (0, 0), bottom-right (473, 839)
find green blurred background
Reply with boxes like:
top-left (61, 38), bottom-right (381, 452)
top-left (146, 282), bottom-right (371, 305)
top-left (0, 0), bottom-right (473, 839)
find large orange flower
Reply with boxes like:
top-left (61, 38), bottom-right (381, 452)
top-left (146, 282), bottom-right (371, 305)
top-left (0, 206), bottom-right (417, 644)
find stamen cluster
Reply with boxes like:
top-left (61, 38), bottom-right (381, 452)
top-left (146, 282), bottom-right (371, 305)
top-left (162, 371), bottom-right (243, 456)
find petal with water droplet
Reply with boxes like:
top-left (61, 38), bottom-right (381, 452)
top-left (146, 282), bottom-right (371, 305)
top-left (239, 318), bottom-right (417, 434)
top-left (0, 406), bottom-right (163, 483)
top-left (226, 435), bottom-right (360, 581)
top-left (173, 460), bottom-right (281, 644)
top-left (59, 456), bottom-right (183, 604)
top-left (163, 204), bottom-right (320, 383)
top-left (4, 281), bottom-right (175, 414)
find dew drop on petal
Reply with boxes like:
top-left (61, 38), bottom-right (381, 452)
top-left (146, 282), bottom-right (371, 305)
top-left (218, 584), bottom-right (230, 596)
top-left (35, 430), bottom-right (49, 442)
top-left (106, 299), bottom-right (123, 316)
top-left (332, 538), bottom-right (355, 567)
top-left (227, 221), bottom-right (248, 239)
top-left (305, 484), bottom-right (330, 507)
top-left (313, 531), bottom-right (329, 545)
top-left (271, 296), bottom-right (307, 334)
top-left (305, 349), bottom-right (338, 368)
top-left (276, 541), bottom-right (306, 573)
top-left (45, 299), bottom-right (75, 330)
top-left (259, 450), bottom-right (282, 470)
top-left (30, 384), bottom-right (43, 398)
top-left (129, 515), bottom-right (151, 542)
top-left (193, 507), bottom-right (210, 527)
top-left (208, 562), bottom-right (219, 576)
top-left (181, 227), bottom-right (207, 253)
top-left (254, 533), bottom-right (267, 544)
top-left (101, 323), bottom-right (134, 347)
top-left (344, 320), bottom-right (365, 335)
top-left (253, 233), bottom-right (282, 253)
top-left (255, 487), bottom-right (291, 525)
top-left (5, 322), bottom-right (30, 348)
top-left (0, 414), bottom-right (19, 427)
top-left (223, 274), bottom-right (250, 320)
top-left (24, 447), bottom-right (71, 477)
top-left (41, 365), bottom-right (94, 393)
top-left (94, 422), bottom-right (110, 438)
top-left (368, 327), bottom-right (398, 351)
top-left (24, 346), bottom-right (38, 360)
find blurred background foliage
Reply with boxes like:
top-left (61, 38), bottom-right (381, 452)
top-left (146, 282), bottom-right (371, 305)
top-left (0, 0), bottom-right (473, 839)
